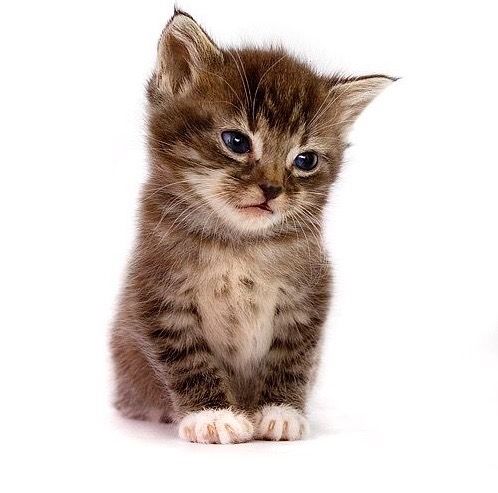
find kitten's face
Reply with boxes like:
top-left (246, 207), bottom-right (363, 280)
top-left (145, 12), bottom-right (392, 240)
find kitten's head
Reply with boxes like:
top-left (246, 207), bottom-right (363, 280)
top-left (145, 10), bottom-right (393, 241)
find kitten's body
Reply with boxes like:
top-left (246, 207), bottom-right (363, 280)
top-left (111, 10), bottom-right (393, 443)
top-left (113, 225), bottom-right (327, 419)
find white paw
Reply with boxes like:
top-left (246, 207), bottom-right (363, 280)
top-left (254, 405), bottom-right (309, 441)
top-left (178, 408), bottom-right (254, 444)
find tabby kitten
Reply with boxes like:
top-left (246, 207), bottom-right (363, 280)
top-left (111, 9), bottom-right (393, 444)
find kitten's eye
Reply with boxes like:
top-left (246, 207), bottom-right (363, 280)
top-left (293, 152), bottom-right (318, 172)
top-left (221, 130), bottom-right (251, 154)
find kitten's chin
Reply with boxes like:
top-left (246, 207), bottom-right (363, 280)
top-left (220, 203), bottom-right (281, 235)
top-left (236, 204), bottom-right (274, 218)
top-left (231, 213), bottom-right (280, 233)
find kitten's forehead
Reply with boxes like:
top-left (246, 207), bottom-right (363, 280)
top-left (222, 49), bottom-right (326, 135)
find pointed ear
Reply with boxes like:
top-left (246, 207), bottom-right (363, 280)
top-left (330, 75), bottom-right (396, 134)
top-left (155, 11), bottom-right (222, 95)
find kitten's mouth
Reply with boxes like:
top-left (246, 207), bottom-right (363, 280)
top-left (237, 202), bottom-right (273, 215)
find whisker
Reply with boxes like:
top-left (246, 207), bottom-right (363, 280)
top-left (227, 50), bottom-right (250, 111)
top-left (143, 180), bottom-right (193, 200)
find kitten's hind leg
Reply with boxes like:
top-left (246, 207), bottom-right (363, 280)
top-left (112, 329), bottom-right (176, 423)
top-left (114, 394), bottom-right (174, 423)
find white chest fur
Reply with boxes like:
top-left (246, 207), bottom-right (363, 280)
top-left (195, 248), bottom-right (279, 374)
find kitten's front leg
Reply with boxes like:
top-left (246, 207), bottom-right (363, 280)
top-left (255, 312), bottom-right (323, 441)
top-left (147, 306), bottom-right (253, 444)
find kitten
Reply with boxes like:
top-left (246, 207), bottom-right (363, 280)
top-left (111, 9), bottom-right (393, 443)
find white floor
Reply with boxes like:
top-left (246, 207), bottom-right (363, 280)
top-left (4, 273), bottom-right (497, 492)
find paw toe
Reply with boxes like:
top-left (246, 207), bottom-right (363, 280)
top-left (255, 405), bottom-right (308, 441)
top-left (179, 409), bottom-right (254, 444)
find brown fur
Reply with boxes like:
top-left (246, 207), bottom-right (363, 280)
top-left (111, 9), bottom-right (393, 442)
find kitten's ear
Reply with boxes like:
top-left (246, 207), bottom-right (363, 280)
top-left (155, 10), bottom-right (222, 95)
top-left (330, 75), bottom-right (396, 134)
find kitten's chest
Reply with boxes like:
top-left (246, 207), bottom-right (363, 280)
top-left (195, 251), bottom-right (279, 371)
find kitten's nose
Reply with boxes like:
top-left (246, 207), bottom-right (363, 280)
top-left (259, 182), bottom-right (283, 201)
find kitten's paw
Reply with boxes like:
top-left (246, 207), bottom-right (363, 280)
top-left (178, 408), bottom-right (253, 444)
top-left (254, 405), bottom-right (309, 441)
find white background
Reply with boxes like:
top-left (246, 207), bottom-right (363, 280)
top-left (1, 1), bottom-right (497, 491)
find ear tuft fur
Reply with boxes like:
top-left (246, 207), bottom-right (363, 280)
top-left (331, 75), bottom-right (396, 133)
top-left (155, 11), bottom-right (222, 95)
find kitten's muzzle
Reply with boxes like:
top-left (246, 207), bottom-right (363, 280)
top-left (259, 182), bottom-right (283, 201)
top-left (238, 202), bottom-right (273, 214)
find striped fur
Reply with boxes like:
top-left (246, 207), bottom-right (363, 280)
top-left (111, 10), bottom-right (393, 443)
